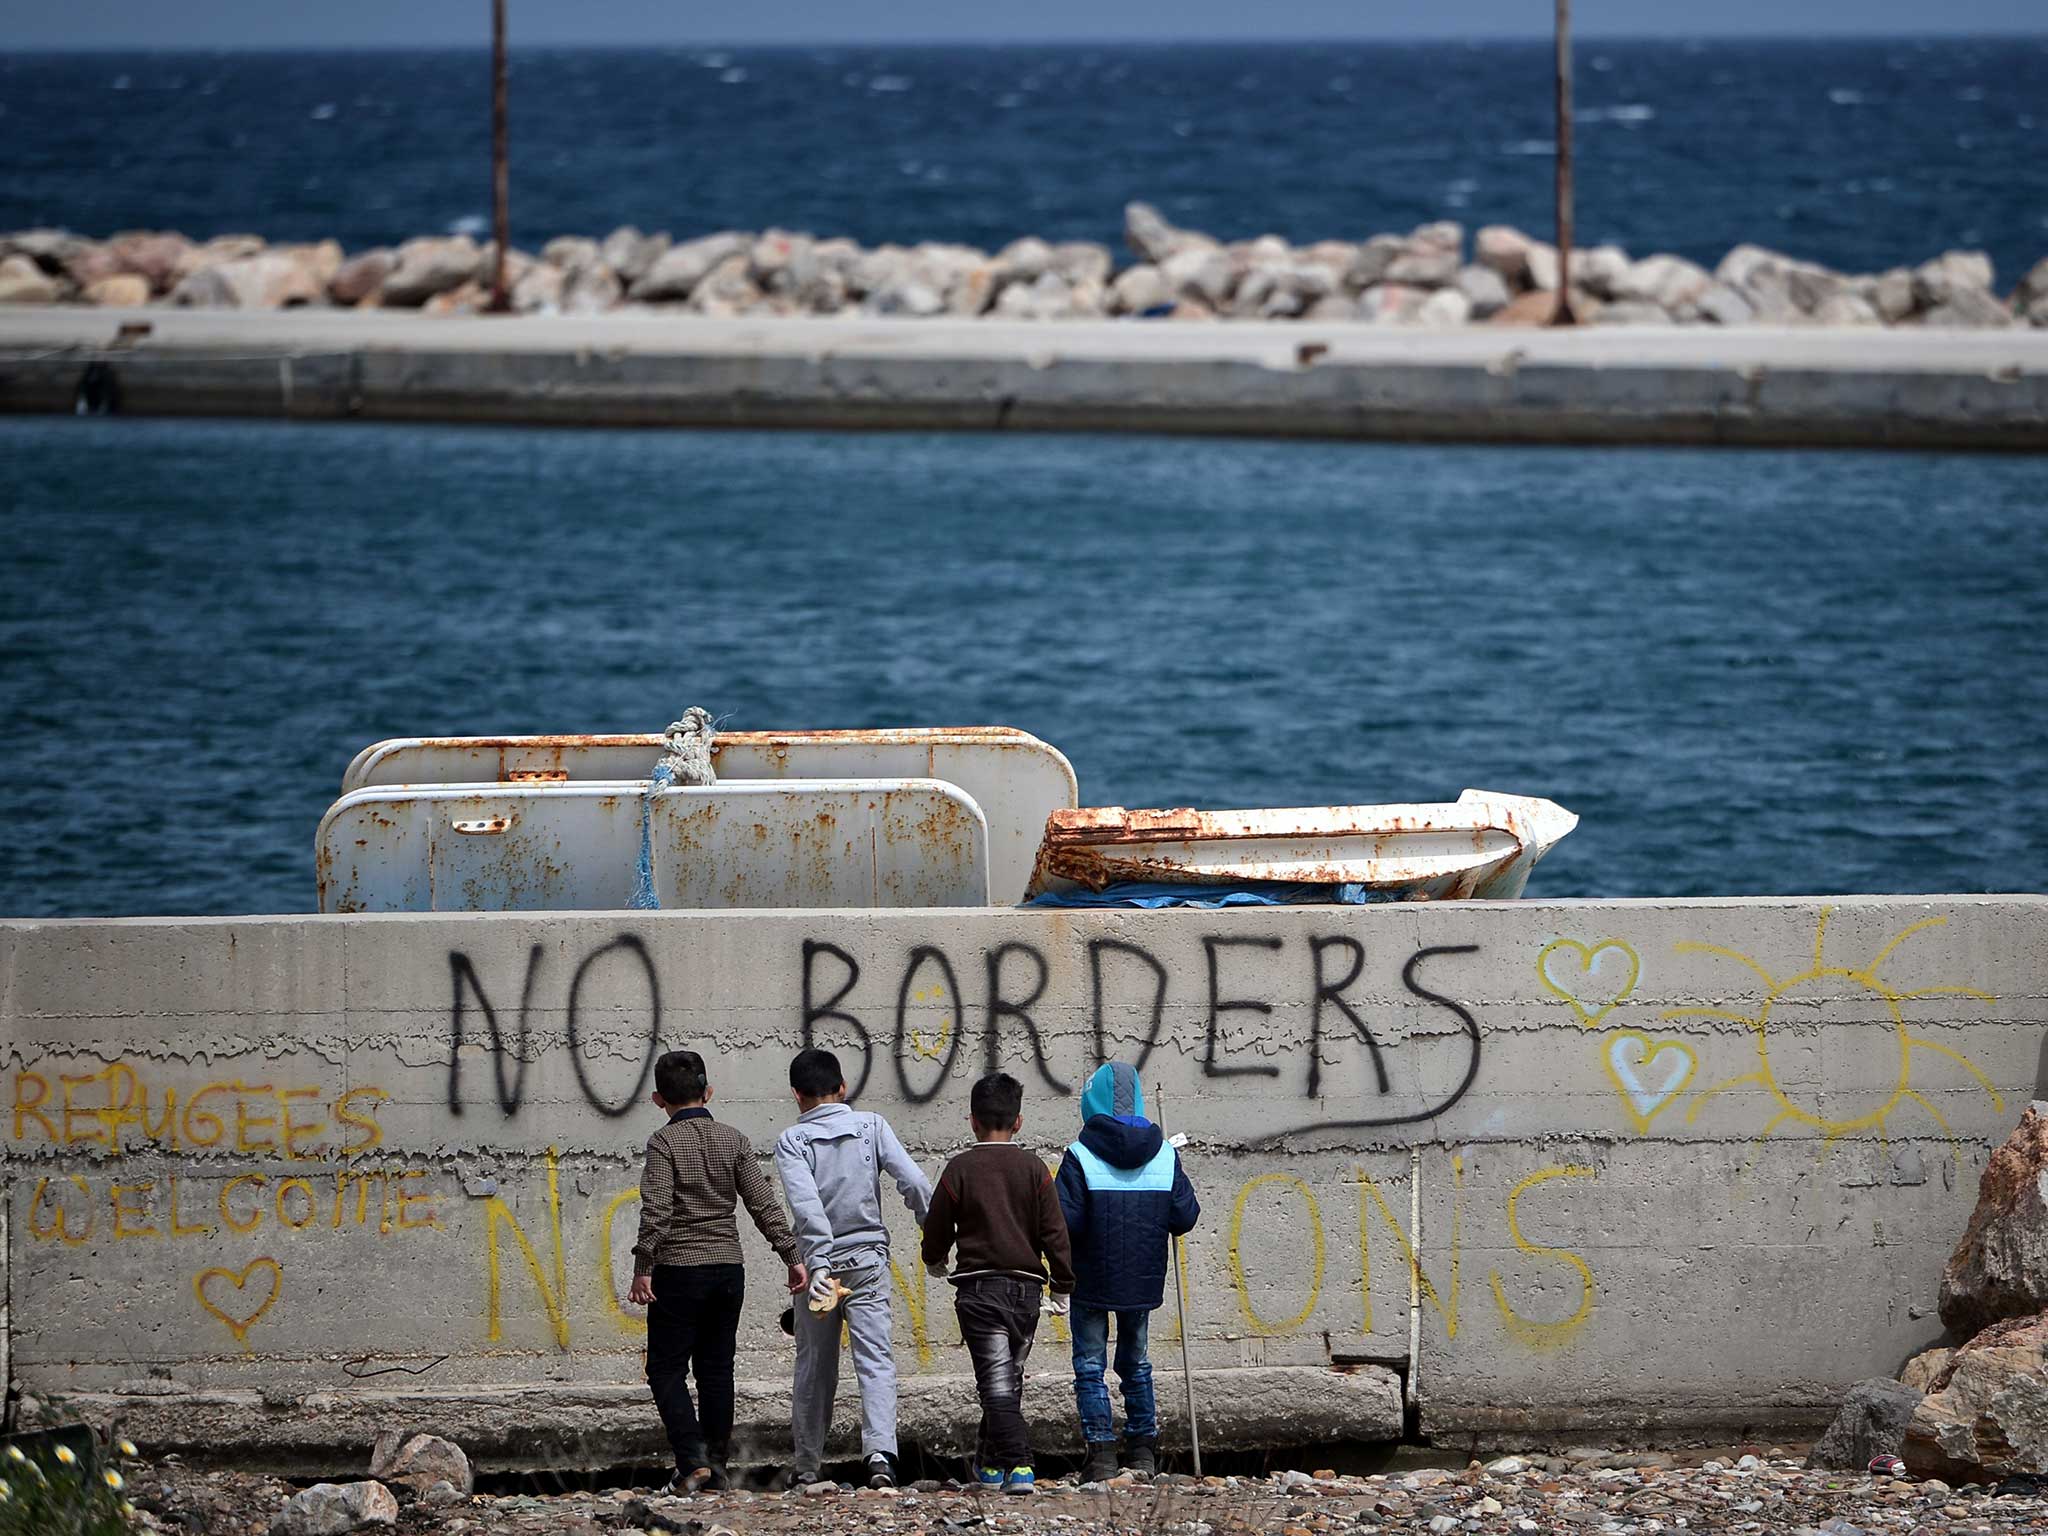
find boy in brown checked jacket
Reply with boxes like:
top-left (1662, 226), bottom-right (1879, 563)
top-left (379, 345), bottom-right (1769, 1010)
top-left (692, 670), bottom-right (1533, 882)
top-left (920, 1071), bottom-right (1076, 1495)
top-left (630, 1048), bottom-right (807, 1494)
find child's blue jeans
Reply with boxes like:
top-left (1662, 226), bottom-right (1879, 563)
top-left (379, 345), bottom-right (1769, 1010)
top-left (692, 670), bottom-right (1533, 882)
top-left (1070, 1305), bottom-right (1156, 1443)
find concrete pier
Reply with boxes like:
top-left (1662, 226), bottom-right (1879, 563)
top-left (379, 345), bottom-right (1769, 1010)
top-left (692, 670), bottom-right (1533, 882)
top-left (4, 896), bottom-right (2044, 1467)
top-left (2, 306), bottom-right (2045, 448)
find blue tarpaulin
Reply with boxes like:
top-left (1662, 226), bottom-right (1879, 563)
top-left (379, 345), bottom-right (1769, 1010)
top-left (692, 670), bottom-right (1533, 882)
top-left (1024, 880), bottom-right (1395, 910)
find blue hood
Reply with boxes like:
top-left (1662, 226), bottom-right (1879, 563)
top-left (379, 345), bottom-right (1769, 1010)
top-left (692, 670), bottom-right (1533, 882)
top-left (1078, 1112), bottom-right (1163, 1171)
top-left (1081, 1062), bottom-right (1146, 1123)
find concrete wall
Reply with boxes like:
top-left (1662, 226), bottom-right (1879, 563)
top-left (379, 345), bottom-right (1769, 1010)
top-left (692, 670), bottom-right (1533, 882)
top-left (3, 897), bottom-right (2043, 1468)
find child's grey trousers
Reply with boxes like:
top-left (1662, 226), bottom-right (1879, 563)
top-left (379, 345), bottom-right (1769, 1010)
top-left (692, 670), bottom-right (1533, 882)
top-left (791, 1258), bottom-right (898, 1472)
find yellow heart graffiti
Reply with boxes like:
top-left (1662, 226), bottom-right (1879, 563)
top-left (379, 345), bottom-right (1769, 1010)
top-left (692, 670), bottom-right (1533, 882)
top-left (1603, 1032), bottom-right (1698, 1136)
top-left (195, 1258), bottom-right (283, 1346)
top-left (1537, 938), bottom-right (1640, 1028)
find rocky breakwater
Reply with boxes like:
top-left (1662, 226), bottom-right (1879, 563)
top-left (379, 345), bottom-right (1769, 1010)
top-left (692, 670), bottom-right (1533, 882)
top-left (4, 206), bottom-right (2047, 330)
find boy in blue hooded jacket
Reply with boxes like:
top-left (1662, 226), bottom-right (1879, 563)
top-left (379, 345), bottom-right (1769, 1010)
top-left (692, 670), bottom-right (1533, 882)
top-left (1055, 1062), bottom-right (1199, 1483)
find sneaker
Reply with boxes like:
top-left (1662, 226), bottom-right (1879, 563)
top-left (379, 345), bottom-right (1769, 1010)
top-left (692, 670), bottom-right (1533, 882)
top-left (1003, 1467), bottom-right (1036, 1496)
top-left (782, 1466), bottom-right (820, 1492)
top-left (1080, 1442), bottom-right (1119, 1484)
top-left (865, 1452), bottom-right (896, 1489)
top-left (1122, 1437), bottom-right (1157, 1479)
top-left (975, 1466), bottom-right (1005, 1489)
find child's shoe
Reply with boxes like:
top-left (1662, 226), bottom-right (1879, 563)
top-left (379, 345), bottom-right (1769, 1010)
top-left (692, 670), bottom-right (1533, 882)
top-left (1122, 1437), bottom-right (1157, 1479)
top-left (865, 1452), bottom-right (897, 1489)
top-left (1003, 1467), bottom-right (1036, 1496)
top-left (975, 1466), bottom-right (1006, 1489)
top-left (1080, 1442), bottom-right (1120, 1484)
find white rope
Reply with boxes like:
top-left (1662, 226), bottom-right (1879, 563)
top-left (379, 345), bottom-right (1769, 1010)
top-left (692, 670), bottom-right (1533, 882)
top-left (630, 706), bottom-right (720, 908)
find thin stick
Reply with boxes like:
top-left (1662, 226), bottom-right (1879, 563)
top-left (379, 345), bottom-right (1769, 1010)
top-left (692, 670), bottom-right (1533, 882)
top-left (1154, 1089), bottom-right (1202, 1478)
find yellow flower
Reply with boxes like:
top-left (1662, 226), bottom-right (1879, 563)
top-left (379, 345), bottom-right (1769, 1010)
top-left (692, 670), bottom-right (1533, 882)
top-left (0, 1476), bottom-right (11, 1499)
top-left (122, 1502), bottom-right (137, 1516)
top-left (117, 1439), bottom-right (139, 1458)
top-left (54, 1445), bottom-right (77, 1465)
top-left (3, 1447), bottom-right (23, 1463)
top-left (104, 1469), bottom-right (125, 1490)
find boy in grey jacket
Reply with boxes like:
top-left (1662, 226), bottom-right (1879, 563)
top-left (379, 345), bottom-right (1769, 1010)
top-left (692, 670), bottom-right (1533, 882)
top-left (774, 1048), bottom-right (932, 1489)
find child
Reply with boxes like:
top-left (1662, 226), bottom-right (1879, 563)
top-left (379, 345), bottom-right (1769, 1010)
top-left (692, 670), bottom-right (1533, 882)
top-left (774, 1047), bottom-right (933, 1489)
top-left (629, 1048), bottom-right (808, 1494)
top-left (1055, 1061), bottom-right (1200, 1483)
top-left (920, 1072), bottom-right (1076, 1496)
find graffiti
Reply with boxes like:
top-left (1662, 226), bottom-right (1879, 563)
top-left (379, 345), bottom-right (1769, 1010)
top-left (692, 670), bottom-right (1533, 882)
top-left (1488, 1166), bottom-right (1597, 1348)
top-left (483, 1145), bottom-right (571, 1350)
top-left (26, 1168), bottom-right (442, 1242)
top-left (1228, 1173), bottom-right (1326, 1336)
top-left (1536, 938), bottom-right (1640, 1028)
top-left (1088, 939), bottom-right (1167, 1073)
top-left (1355, 1160), bottom-right (1463, 1339)
top-left (1603, 1033), bottom-right (1697, 1136)
top-left (195, 1258), bottom-right (283, 1347)
top-left (905, 981), bottom-right (953, 1062)
top-left (10, 1066), bottom-right (386, 1158)
top-left (892, 947), bottom-right (964, 1103)
top-left (448, 935), bottom-right (662, 1120)
top-left (1202, 936), bottom-right (1284, 1080)
top-left (1676, 909), bottom-right (2003, 1142)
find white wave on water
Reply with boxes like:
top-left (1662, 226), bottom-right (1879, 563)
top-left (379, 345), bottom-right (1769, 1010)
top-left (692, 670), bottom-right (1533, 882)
top-left (1591, 55), bottom-right (1613, 71)
top-left (699, 52), bottom-right (731, 68)
top-left (720, 68), bottom-right (748, 85)
top-left (1501, 139), bottom-right (1556, 156)
top-left (1581, 103), bottom-right (1655, 124)
top-left (448, 214), bottom-right (486, 237)
top-left (869, 75), bottom-right (911, 92)
top-left (310, 102), bottom-right (337, 121)
top-left (1829, 88), bottom-right (1866, 105)
top-left (110, 74), bottom-right (131, 91)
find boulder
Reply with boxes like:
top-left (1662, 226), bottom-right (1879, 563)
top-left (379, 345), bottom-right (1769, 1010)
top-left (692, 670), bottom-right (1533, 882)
top-left (996, 236), bottom-right (1053, 283)
top-left (1302, 293), bottom-right (1359, 321)
top-left (1490, 288), bottom-right (1562, 326)
top-left (379, 236), bottom-right (480, 306)
top-left (1160, 244), bottom-right (1233, 308)
top-left (1124, 201), bottom-right (1212, 264)
top-left (1167, 299), bottom-right (1216, 321)
top-left (106, 231), bottom-right (194, 292)
top-left (172, 234), bottom-right (265, 287)
top-left (1356, 282), bottom-right (1428, 324)
top-left (1812, 292), bottom-right (1882, 326)
top-left (1571, 245), bottom-right (1632, 300)
top-left (1111, 263), bottom-right (1169, 314)
top-left (1475, 225), bottom-right (1536, 287)
top-left (421, 280), bottom-right (486, 316)
top-left (510, 261), bottom-right (564, 313)
top-left (0, 253), bottom-right (62, 303)
top-left (281, 239), bottom-right (345, 290)
top-left (1524, 242), bottom-right (1561, 293)
top-left (1942, 1103), bottom-right (2048, 1335)
top-left (1386, 222), bottom-right (1463, 288)
top-left (1455, 265), bottom-right (1511, 318)
top-left (329, 250), bottom-right (394, 306)
top-left (173, 251), bottom-right (324, 308)
top-left (600, 226), bottom-right (670, 286)
top-left (1694, 282), bottom-right (1755, 326)
top-left (1917, 288), bottom-right (2012, 329)
top-left (847, 243), bottom-right (911, 299)
top-left (688, 253), bottom-right (763, 316)
top-left (369, 1431), bottom-right (473, 1496)
top-left (629, 232), bottom-right (749, 302)
top-left (947, 261), bottom-right (1003, 317)
top-left (2, 227), bottom-right (89, 273)
top-left (1416, 288), bottom-right (1472, 327)
top-left (1787, 265), bottom-right (1851, 315)
top-left (561, 263), bottom-right (622, 314)
top-left (269, 1480), bottom-right (397, 1535)
top-left (1614, 253), bottom-right (1712, 314)
top-left (1348, 233), bottom-right (1407, 290)
top-left (867, 276), bottom-right (945, 317)
top-left (83, 273), bottom-right (151, 307)
top-left (63, 241), bottom-right (123, 289)
top-left (1868, 268), bottom-right (1917, 324)
top-left (749, 229), bottom-right (812, 292)
top-left (1049, 241), bottom-right (1113, 288)
top-left (1593, 300), bottom-right (1674, 326)
top-left (1914, 249), bottom-right (1996, 310)
top-left (1902, 1347), bottom-right (1958, 1393)
top-left (1903, 1312), bottom-right (2048, 1481)
top-left (2015, 256), bottom-right (2048, 313)
top-left (993, 270), bottom-right (1080, 320)
top-left (1296, 240), bottom-right (1359, 286)
top-left (542, 235), bottom-right (602, 272)
top-left (1808, 1379), bottom-right (1923, 1470)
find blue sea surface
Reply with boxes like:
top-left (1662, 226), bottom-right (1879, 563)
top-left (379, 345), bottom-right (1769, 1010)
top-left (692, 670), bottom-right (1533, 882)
top-left (3, 39), bottom-right (2046, 286)
top-left (2, 417), bottom-right (2044, 916)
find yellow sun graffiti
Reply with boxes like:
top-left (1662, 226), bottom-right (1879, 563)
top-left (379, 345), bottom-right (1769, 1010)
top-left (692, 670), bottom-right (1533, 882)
top-left (1673, 908), bottom-right (2002, 1145)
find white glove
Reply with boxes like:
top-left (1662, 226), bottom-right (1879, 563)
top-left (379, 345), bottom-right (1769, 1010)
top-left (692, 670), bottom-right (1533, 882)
top-left (807, 1267), bottom-right (838, 1308)
top-left (1043, 1291), bottom-right (1071, 1317)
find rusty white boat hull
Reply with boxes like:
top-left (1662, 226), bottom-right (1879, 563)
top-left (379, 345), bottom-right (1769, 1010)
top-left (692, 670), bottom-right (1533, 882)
top-left (1026, 789), bottom-right (1577, 902)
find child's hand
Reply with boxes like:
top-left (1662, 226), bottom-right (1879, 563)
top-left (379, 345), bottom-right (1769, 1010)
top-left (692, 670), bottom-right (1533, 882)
top-left (787, 1262), bottom-right (809, 1295)
top-left (1043, 1291), bottom-right (1071, 1317)
top-left (925, 1259), bottom-right (949, 1279)
top-left (628, 1273), bottom-right (654, 1307)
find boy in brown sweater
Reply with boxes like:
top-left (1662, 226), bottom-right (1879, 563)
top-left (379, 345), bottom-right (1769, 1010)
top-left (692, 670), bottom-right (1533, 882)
top-left (630, 1049), bottom-right (807, 1494)
top-left (920, 1072), bottom-right (1076, 1495)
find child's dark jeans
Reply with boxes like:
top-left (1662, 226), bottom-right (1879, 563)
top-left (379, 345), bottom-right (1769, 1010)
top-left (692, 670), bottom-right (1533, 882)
top-left (953, 1275), bottom-right (1043, 1471)
top-left (1070, 1305), bottom-right (1155, 1443)
top-left (647, 1262), bottom-right (745, 1473)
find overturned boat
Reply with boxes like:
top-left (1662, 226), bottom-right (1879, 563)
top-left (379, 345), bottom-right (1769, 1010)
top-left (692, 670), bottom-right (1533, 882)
top-left (317, 724), bottom-right (1574, 912)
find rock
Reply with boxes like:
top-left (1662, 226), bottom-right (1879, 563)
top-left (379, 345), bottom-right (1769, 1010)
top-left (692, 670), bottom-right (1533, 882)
top-left (868, 275), bottom-right (945, 317)
top-left (803, 1479), bottom-right (838, 1495)
top-left (2, 227), bottom-right (89, 273)
top-left (369, 1432), bottom-right (472, 1496)
top-left (1809, 1379), bottom-right (1924, 1469)
top-left (421, 280), bottom-right (486, 316)
top-left (1386, 222), bottom-right (1462, 288)
top-left (1615, 253), bottom-right (1712, 314)
top-left (561, 263), bottom-right (622, 313)
top-left (542, 236), bottom-right (601, 272)
top-left (82, 273), bottom-right (151, 307)
top-left (1868, 268), bottom-right (1917, 323)
top-left (1917, 288), bottom-right (2012, 328)
top-left (1161, 244), bottom-right (1234, 308)
top-left (629, 232), bottom-right (750, 302)
top-left (1167, 299), bottom-right (1216, 321)
top-left (1695, 282), bottom-right (1756, 326)
top-left (600, 226), bottom-right (671, 286)
top-left (1125, 201), bottom-right (1212, 264)
top-left (1296, 240), bottom-right (1359, 285)
top-left (1812, 292), bottom-right (1882, 326)
top-left (1913, 249), bottom-right (1996, 309)
top-left (1902, 1347), bottom-right (1957, 1393)
top-left (1416, 288), bottom-right (1472, 327)
top-left (1050, 241), bottom-right (1113, 288)
top-left (2016, 256), bottom-right (2048, 310)
top-left (996, 236), bottom-right (1053, 283)
top-left (269, 1480), bottom-right (397, 1535)
top-left (748, 229), bottom-right (812, 292)
top-left (1485, 1456), bottom-right (1528, 1475)
top-left (329, 250), bottom-right (394, 306)
top-left (508, 262), bottom-right (563, 313)
top-left (1942, 1103), bottom-right (2048, 1334)
top-left (689, 253), bottom-right (763, 315)
top-left (1593, 299), bottom-right (1674, 325)
top-left (1456, 263), bottom-right (1512, 318)
top-left (102, 231), bottom-right (192, 292)
top-left (1903, 1311), bottom-right (2048, 1480)
top-left (0, 252), bottom-right (61, 303)
top-left (378, 236), bottom-right (480, 306)
top-left (1111, 263), bottom-right (1169, 314)
top-left (1571, 244), bottom-right (1632, 299)
top-left (1348, 233), bottom-right (1407, 290)
top-left (1357, 282), bottom-right (1428, 324)
top-left (1490, 288), bottom-right (1560, 326)
top-left (420, 1481), bottom-right (463, 1507)
top-left (1302, 293), bottom-right (1359, 321)
top-left (283, 239), bottom-right (346, 290)
top-left (1475, 225), bottom-right (1536, 287)
top-left (1524, 241), bottom-right (1561, 292)
top-left (173, 251), bottom-right (324, 309)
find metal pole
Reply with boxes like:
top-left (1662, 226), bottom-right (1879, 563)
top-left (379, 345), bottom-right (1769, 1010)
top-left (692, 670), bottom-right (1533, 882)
top-left (1154, 1090), bottom-right (1201, 1478)
top-left (487, 0), bottom-right (511, 313)
top-left (1550, 0), bottom-right (1577, 325)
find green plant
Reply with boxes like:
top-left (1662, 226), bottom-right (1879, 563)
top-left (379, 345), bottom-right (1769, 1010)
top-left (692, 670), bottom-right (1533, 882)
top-left (0, 1437), bottom-right (139, 1536)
